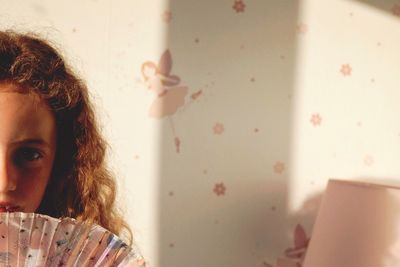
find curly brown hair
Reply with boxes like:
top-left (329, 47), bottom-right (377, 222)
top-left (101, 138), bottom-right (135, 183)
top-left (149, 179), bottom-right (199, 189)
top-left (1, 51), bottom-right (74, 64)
top-left (0, 30), bottom-right (133, 245)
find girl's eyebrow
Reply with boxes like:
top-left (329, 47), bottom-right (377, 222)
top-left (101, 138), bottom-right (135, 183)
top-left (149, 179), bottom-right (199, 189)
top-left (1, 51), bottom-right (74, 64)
top-left (10, 138), bottom-right (51, 149)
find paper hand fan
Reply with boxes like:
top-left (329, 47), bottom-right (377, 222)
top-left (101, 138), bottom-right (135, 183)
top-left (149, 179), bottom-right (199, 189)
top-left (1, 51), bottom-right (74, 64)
top-left (0, 212), bottom-right (146, 267)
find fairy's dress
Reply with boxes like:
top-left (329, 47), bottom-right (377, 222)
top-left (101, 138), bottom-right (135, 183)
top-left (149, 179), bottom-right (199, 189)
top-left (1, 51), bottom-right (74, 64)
top-left (149, 86), bottom-right (188, 118)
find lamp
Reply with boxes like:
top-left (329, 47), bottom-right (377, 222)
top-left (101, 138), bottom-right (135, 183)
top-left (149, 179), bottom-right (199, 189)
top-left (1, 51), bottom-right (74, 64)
top-left (303, 179), bottom-right (400, 267)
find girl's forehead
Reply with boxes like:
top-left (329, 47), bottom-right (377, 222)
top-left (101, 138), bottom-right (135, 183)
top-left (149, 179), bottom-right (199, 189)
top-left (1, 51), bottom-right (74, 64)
top-left (0, 83), bottom-right (56, 144)
top-left (0, 82), bottom-right (28, 92)
top-left (0, 91), bottom-right (42, 112)
top-left (0, 82), bottom-right (45, 107)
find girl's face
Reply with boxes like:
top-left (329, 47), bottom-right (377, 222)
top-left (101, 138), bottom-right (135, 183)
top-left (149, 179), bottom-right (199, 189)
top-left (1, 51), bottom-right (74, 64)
top-left (0, 83), bottom-right (57, 212)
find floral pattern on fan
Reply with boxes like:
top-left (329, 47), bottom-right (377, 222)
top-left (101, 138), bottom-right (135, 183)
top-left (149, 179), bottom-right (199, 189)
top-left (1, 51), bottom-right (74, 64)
top-left (0, 212), bottom-right (146, 266)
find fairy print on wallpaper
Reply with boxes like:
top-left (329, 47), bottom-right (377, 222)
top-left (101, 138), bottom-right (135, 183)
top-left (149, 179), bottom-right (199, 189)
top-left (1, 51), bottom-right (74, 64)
top-left (141, 50), bottom-right (201, 153)
top-left (276, 224), bottom-right (309, 267)
top-left (141, 49), bottom-right (187, 118)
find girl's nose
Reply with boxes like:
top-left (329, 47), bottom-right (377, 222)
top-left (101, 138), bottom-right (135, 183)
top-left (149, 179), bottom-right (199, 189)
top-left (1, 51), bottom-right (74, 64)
top-left (0, 156), bottom-right (17, 192)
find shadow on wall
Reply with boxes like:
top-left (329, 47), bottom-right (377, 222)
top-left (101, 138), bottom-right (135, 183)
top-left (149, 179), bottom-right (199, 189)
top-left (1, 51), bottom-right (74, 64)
top-left (149, 1), bottom-right (400, 266)
top-left (153, 1), bottom-right (300, 266)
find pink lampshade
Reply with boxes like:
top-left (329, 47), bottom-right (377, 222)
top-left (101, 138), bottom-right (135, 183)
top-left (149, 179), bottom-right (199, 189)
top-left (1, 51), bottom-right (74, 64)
top-left (303, 179), bottom-right (400, 267)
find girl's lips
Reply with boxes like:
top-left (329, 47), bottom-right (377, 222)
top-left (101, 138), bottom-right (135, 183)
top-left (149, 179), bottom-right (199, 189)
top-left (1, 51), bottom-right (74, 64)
top-left (0, 206), bottom-right (20, 212)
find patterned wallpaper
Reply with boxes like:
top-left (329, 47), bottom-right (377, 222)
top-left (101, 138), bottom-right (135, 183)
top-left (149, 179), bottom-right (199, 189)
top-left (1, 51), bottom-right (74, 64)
top-left (1, 0), bottom-right (400, 266)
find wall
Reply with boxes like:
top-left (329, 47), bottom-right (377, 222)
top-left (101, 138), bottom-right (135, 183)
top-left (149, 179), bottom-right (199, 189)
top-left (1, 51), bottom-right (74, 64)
top-left (1, 0), bottom-right (400, 266)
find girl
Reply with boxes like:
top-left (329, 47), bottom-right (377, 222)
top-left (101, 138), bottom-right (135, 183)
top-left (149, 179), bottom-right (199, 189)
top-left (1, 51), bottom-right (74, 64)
top-left (0, 30), bottom-right (145, 265)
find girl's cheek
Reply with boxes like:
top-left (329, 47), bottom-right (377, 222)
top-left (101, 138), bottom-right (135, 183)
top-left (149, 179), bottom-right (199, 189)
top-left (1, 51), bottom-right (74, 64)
top-left (18, 167), bottom-right (50, 189)
top-left (17, 166), bottom-right (43, 179)
top-left (17, 157), bottom-right (52, 175)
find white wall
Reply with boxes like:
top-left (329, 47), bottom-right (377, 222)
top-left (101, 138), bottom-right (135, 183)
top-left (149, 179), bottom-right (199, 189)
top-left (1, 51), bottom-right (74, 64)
top-left (2, 0), bottom-right (400, 266)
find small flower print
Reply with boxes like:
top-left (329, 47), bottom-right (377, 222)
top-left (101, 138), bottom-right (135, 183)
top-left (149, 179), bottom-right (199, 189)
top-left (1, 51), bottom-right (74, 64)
top-left (363, 155), bottom-right (374, 166)
top-left (213, 183), bottom-right (226, 196)
top-left (392, 4), bottom-right (400, 16)
top-left (296, 23), bottom-right (308, 34)
top-left (213, 123), bottom-right (225, 134)
top-left (340, 64), bottom-right (352, 76)
top-left (162, 11), bottom-right (172, 23)
top-left (310, 113), bottom-right (322, 126)
top-left (273, 162), bottom-right (285, 174)
top-left (232, 0), bottom-right (246, 13)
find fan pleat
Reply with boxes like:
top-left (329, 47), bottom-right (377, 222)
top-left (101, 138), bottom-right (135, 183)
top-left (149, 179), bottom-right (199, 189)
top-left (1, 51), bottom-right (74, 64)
top-left (46, 218), bottom-right (75, 266)
top-left (17, 212), bottom-right (34, 267)
top-left (59, 219), bottom-right (89, 266)
top-left (0, 213), bottom-right (145, 267)
top-left (73, 225), bottom-right (107, 266)
top-left (94, 235), bottom-right (124, 267)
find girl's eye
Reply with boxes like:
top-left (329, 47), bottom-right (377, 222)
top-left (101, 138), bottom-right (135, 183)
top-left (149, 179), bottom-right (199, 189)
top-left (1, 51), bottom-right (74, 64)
top-left (15, 148), bottom-right (43, 164)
